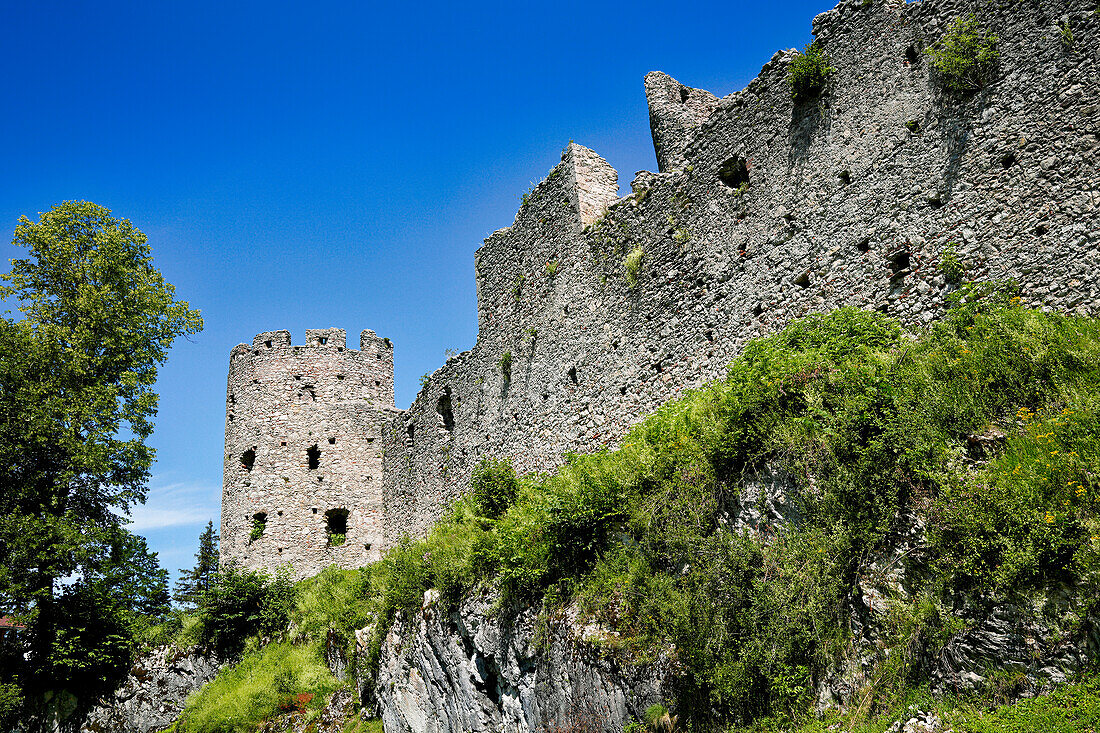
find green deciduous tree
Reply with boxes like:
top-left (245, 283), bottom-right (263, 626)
top-left (175, 520), bottom-right (219, 609)
top-left (0, 201), bottom-right (202, 731)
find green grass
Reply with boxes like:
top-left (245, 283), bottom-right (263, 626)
top-left (730, 675), bottom-right (1100, 733)
top-left (951, 675), bottom-right (1100, 732)
top-left (170, 642), bottom-right (339, 733)
top-left (623, 246), bottom-right (645, 287)
top-left (168, 566), bottom-right (375, 733)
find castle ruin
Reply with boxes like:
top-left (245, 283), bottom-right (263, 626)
top-left (222, 0), bottom-right (1100, 579)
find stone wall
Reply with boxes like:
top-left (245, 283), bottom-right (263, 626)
top-left (382, 0), bottom-right (1100, 545)
top-left (221, 328), bottom-right (398, 578)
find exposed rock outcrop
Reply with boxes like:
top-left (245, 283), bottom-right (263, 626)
top-left (81, 646), bottom-right (220, 733)
top-left (375, 591), bottom-right (673, 733)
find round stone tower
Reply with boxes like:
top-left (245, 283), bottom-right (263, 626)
top-left (220, 328), bottom-right (397, 578)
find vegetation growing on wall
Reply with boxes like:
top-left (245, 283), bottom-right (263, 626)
top-left (624, 246), bottom-right (646, 287)
top-left (926, 15), bottom-right (1000, 92)
top-left (788, 41), bottom-right (835, 104)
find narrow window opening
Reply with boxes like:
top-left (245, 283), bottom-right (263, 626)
top-left (312, 507), bottom-right (318, 514)
top-left (337, 374), bottom-right (345, 380)
top-left (436, 387), bottom-right (455, 431)
top-left (319, 337), bottom-right (327, 345)
top-left (250, 513), bottom-right (266, 543)
top-left (264, 340), bottom-right (272, 348)
top-left (328, 436), bottom-right (336, 444)
top-left (325, 508), bottom-right (349, 547)
top-left (905, 44), bottom-right (920, 66)
top-left (718, 156), bottom-right (750, 189)
top-left (364, 543), bottom-right (372, 551)
top-left (567, 366), bottom-right (578, 385)
top-left (241, 448), bottom-right (256, 472)
top-left (620, 386), bottom-right (628, 395)
top-left (281, 441), bottom-right (287, 446)
top-left (679, 85), bottom-right (690, 103)
top-left (1000, 152), bottom-right (1016, 169)
top-left (307, 444), bottom-right (321, 470)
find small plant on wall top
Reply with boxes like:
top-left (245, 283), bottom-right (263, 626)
top-left (788, 41), bottom-right (835, 104)
top-left (925, 14), bottom-right (999, 92)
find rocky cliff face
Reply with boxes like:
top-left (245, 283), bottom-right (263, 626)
top-left (81, 646), bottom-right (220, 733)
top-left (375, 591), bottom-right (673, 733)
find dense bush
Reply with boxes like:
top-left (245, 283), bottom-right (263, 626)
top-left (470, 457), bottom-right (519, 519)
top-left (926, 15), bottom-right (999, 92)
top-left (364, 288), bottom-right (1100, 728)
top-left (197, 564), bottom-right (294, 657)
top-left (788, 41), bottom-right (835, 104)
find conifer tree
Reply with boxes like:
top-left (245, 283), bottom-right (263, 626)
top-left (174, 520), bottom-right (219, 609)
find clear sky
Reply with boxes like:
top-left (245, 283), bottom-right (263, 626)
top-left (0, 0), bottom-right (833, 584)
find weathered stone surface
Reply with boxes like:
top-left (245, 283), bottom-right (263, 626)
top-left (221, 328), bottom-right (399, 579)
top-left (383, 0), bottom-right (1100, 554)
top-left (376, 592), bottom-right (672, 733)
top-left (81, 646), bottom-right (220, 733)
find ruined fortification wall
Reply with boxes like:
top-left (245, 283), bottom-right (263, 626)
top-left (221, 328), bottom-right (397, 578)
top-left (383, 0), bottom-right (1100, 544)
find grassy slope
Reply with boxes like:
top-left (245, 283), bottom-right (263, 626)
top-left (173, 287), bottom-right (1100, 732)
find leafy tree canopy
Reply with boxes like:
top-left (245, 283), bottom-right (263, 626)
top-left (0, 201), bottom-right (202, 730)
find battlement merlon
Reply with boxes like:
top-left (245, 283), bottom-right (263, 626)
top-left (232, 329), bottom-right (391, 354)
top-left (227, 328), bottom-right (395, 408)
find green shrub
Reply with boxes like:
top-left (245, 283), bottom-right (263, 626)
top-left (249, 515), bottom-right (264, 542)
top-left (499, 351), bottom-right (513, 383)
top-left (623, 246), bottom-right (645, 288)
top-left (198, 565), bottom-right (295, 657)
top-left (925, 15), bottom-right (999, 92)
top-left (788, 41), bottom-right (835, 104)
top-left (0, 682), bottom-right (22, 733)
top-left (545, 260), bottom-right (559, 277)
top-left (470, 458), bottom-right (519, 519)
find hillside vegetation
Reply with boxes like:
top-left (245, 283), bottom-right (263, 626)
top-left (171, 285), bottom-right (1100, 731)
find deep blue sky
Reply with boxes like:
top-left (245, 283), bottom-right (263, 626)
top-left (1, 0), bottom-right (832, 582)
